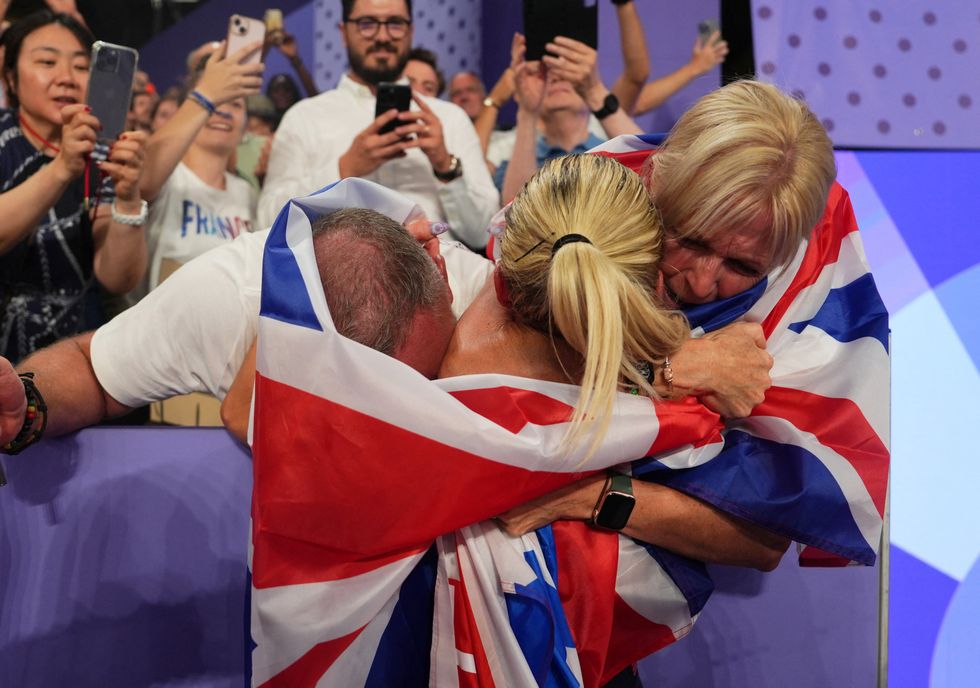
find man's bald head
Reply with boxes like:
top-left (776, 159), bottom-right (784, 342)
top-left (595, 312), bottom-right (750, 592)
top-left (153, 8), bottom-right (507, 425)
top-left (312, 209), bottom-right (456, 378)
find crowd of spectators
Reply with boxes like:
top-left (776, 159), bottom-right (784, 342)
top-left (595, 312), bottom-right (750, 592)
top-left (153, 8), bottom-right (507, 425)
top-left (0, 0), bottom-right (727, 419)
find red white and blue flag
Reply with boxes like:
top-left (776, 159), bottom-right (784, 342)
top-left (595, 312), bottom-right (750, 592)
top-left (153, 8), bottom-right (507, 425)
top-left (249, 136), bottom-right (889, 686)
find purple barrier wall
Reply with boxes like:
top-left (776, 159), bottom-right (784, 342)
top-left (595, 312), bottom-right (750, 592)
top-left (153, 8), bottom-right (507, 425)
top-left (0, 427), bottom-right (879, 686)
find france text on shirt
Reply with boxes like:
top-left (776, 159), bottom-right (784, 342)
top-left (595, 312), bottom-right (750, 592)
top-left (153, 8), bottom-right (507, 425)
top-left (180, 199), bottom-right (251, 239)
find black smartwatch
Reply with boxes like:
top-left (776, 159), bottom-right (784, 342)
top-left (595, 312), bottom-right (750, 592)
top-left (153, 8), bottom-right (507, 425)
top-left (591, 93), bottom-right (620, 120)
top-left (591, 472), bottom-right (635, 531)
top-left (433, 154), bottom-right (463, 182)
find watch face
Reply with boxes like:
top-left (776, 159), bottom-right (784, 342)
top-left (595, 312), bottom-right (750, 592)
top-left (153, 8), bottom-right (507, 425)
top-left (596, 491), bottom-right (635, 530)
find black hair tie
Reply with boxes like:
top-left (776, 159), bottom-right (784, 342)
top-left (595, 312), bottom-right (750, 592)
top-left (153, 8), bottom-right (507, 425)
top-left (551, 233), bottom-right (592, 255)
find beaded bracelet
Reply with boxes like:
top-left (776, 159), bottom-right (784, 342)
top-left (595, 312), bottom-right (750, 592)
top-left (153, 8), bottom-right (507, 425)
top-left (187, 90), bottom-right (233, 120)
top-left (1, 373), bottom-right (48, 456)
top-left (188, 89), bottom-right (217, 115)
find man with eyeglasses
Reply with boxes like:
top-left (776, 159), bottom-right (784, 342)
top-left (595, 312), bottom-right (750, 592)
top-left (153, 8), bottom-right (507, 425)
top-left (257, 0), bottom-right (500, 251)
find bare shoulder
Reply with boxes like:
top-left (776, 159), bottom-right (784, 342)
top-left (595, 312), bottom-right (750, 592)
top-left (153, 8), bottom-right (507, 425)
top-left (438, 284), bottom-right (572, 383)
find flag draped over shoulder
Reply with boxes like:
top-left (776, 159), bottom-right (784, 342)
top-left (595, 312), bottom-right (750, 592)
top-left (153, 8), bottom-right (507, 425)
top-left (250, 134), bottom-right (889, 686)
top-left (592, 135), bottom-right (890, 568)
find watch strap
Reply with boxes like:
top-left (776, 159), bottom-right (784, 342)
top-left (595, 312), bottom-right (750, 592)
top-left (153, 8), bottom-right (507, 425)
top-left (111, 199), bottom-right (149, 226)
top-left (591, 93), bottom-right (620, 120)
top-left (433, 154), bottom-right (462, 182)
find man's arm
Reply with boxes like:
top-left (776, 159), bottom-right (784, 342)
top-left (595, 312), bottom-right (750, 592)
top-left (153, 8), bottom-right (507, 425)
top-left (0, 334), bottom-right (133, 444)
top-left (473, 68), bottom-right (514, 156)
top-left (497, 474), bottom-right (789, 571)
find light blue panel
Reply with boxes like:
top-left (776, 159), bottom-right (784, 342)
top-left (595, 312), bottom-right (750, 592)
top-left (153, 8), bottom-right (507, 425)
top-left (933, 262), bottom-right (980, 376)
top-left (889, 290), bottom-right (980, 582)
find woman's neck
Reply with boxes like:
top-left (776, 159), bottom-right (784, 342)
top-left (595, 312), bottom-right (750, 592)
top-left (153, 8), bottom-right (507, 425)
top-left (18, 109), bottom-right (61, 154)
top-left (182, 144), bottom-right (228, 190)
top-left (438, 281), bottom-right (581, 383)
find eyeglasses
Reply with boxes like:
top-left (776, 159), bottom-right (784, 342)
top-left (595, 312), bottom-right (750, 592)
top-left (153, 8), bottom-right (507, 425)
top-left (345, 16), bottom-right (412, 39)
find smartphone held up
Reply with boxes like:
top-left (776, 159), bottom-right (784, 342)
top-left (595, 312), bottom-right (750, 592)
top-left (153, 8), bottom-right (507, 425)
top-left (227, 14), bottom-right (265, 64)
top-left (698, 19), bottom-right (721, 47)
top-left (375, 82), bottom-right (413, 135)
top-left (523, 0), bottom-right (598, 61)
top-left (85, 41), bottom-right (139, 161)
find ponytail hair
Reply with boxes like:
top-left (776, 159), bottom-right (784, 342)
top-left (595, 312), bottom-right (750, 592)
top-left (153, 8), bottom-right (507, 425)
top-left (501, 154), bottom-right (689, 456)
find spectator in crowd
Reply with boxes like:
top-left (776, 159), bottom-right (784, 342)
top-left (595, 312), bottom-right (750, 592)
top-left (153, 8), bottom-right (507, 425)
top-left (266, 28), bottom-right (318, 100)
top-left (134, 39), bottom-right (264, 300)
top-left (0, 10), bottom-right (149, 363)
top-left (149, 86), bottom-right (180, 132)
top-left (258, 0), bottom-right (499, 249)
top-left (233, 94), bottom-right (276, 191)
top-left (245, 94), bottom-right (277, 136)
top-left (265, 73), bottom-right (302, 125)
top-left (402, 45), bottom-right (444, 97)
top-left (497, 33), bottom-right (642, 203)
top-left (448, 68), bottom-right (515, 168)
top-left (454, 2), bottom-right (651, 175)
top-left (127, 71), bottom-right (157, 134)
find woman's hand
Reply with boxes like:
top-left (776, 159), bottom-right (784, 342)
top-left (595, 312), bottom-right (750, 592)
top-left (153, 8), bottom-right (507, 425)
top-left (689, 31), bottom-right (729, 75)
top-left (670, 322), bottom-right (773, 418)
top-left (195, 40), bottom-right (265, 107)
top-left (0, 357), bottom-right (26, 446)
top-left (542, 36), bottom-right (603, 107)
top-left (98, 130), bottom-right (148, 204)
top-left (51, 104), bottom-right (98, 183)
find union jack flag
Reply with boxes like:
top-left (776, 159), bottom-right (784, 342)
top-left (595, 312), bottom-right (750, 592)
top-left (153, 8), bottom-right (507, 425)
top-left (249, 137), bottom-right (889, 686)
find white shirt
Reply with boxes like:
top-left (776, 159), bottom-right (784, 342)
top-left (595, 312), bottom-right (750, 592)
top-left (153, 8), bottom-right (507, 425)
top-left (90, 229), bottom-right (493, 407)
top-left (138, 162), bottom-right (255, 298)
top-left (258, 75), bottom-right (500, 248)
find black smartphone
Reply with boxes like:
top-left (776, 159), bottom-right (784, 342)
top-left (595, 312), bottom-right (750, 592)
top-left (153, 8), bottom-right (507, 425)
top-left (523, 0), bottom-right (598, 61)
top-left (86, 41), bottom-right (139, 159)
top-left (375, 82), bottom-right (412, 135)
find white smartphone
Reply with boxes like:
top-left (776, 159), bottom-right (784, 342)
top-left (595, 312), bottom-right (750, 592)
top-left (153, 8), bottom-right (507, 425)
top-left (226, 14), bottom-right (265, 64)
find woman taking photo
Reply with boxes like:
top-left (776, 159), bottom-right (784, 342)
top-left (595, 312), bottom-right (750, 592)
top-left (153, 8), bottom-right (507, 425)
top-left (0, 10), bottom-right (148, 362)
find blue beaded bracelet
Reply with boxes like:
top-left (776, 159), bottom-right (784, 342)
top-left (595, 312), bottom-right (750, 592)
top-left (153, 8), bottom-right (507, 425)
top-left (188, 90), bottom-right (232, 120)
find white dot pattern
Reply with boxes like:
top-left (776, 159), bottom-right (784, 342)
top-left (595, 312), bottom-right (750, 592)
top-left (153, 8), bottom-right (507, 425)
top-left (752, 1), bottom-right (980, 148)
top-left (313, 0), bottom-right (482, 94)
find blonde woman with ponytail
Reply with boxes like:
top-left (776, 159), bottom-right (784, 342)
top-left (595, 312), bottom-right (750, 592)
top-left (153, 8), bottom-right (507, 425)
top-left (441, 151), bottom-right (788, 569)
top-left (444, 154), bottom-right (688, 453)
top-left (497, 153), bottom-right (687, 453)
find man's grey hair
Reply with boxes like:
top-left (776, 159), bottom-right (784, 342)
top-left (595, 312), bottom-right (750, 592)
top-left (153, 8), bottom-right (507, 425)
top-left (312, 208), bottom-right (445, 356)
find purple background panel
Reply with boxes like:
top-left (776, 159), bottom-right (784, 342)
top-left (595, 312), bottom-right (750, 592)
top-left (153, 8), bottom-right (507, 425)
top-left (0, 429), bottom-right (251, 688)
top-left (856, 151), bottom-right (980, 289)
top-left (639, 557), bottom-right (880, 686)
top-left (752, 0), bottom-right (980, 149)
top-left (0, 428), bottom-right (880, 687)
top-left (888, 546), bottom-right (959, 688)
